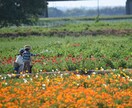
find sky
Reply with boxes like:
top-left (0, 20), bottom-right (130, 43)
top-left (48, 0), bottom-right (127, 9)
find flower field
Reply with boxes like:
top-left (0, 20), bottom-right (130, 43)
top-left (0, 21), bottom-right (132, 107)
top-left (0, 70), bottom-right (132, 108)
top-left (0, 36), bottom-right (132, 74)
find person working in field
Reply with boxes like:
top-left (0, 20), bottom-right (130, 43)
top-left (14, 48), bottom-right (24, 74)
top-left (22, 45), bottom-right (37, 73)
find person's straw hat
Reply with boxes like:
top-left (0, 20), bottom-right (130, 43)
top-left (24, 45), bottom-right (31, 50)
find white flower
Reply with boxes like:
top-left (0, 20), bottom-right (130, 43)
top-left (4, 77), bottom-right (6, 79)
top-left (42, 84), bottom-right (46, 87)
top-left (117, 74), bottom-right (120, 77)
top-left (129, 79), bottom-right (132, 82)
top-left (58, 82), bottom-right (61, 84)
top-left (76, 74), bottom-right (80, 79)
top-left (23, 78), bottom-right (28, 83)
top-left (64, 73), bottom-right (69, 75)
top-left (103, 84), bottom-right (107, 87)
top-left (46, 79), bottom-right (50, 82)
top-left (40, 70), bottom-right (42, 72)
top-left (88, 75), bottom-right (91, 78)
top-left (30, 78), bottom-right (33, 81)
top-left (23, 74), bottom-right (25, 77)
top-left (100, 67), bottom-right (104, 71)
top-left (92, 72), bottom-right (96, 74)
top-left (35, 75), bottom-right (38, 78)
top-left (7, 74), bottom-right (12, 78)
top-left (113, 69), bottom-right (116, 71)
top-left (5, 82), bottom-right (8, 85)
top-left (1, 77), bottom-right (3, 80)
top-left (123, 69), bottom-right (126, 71)
top-left (45, 49), bottom-right (49, 52)
top-left (42, 84), bottom-right (46, 90)
top-left (60, 74), bottom-right (63, 78)
top-left (42, 87), bottom-right (45, 90)
top-left (77, 83), bottom-right (80, 86)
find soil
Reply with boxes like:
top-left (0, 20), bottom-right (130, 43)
top-left (0, 29), bottom-right (132, 37)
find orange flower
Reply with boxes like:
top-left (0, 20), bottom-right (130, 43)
top-left (0, 103), bottom-right (3, 108)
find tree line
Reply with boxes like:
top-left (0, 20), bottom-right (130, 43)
top-left (47, 6), bottom-right (125, 18)
top-left (0, 0), bottom-right (126, 28)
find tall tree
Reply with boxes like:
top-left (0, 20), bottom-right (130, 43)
top-left (0, 0), bottom-right (46, 27)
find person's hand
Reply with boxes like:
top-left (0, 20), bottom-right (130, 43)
top-left (36, 54), bottom-right (40, 56)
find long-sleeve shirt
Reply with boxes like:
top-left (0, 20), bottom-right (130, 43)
top-left (15, 55), bottom-right (24, 65)
top-left (22, 50), bottom-right (36, 62)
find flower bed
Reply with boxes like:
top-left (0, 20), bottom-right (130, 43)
top-left (0, 70), bottom-right (132, 108)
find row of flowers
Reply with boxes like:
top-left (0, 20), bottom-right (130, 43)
top-left (0, 54), bottom-right (131, 74)
top-left (0, 70), bottom-right (132, 107)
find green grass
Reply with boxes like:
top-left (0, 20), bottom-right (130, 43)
top-left (0, 35), bottom-right (132, 73)
top-left (0, 21), bottom-right (132, 36)
top-left (0, 21), bottom-right (132, 73)
top-left (39, 15), bottom-right (132, 21)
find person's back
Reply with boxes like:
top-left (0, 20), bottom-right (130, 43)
top-left (14, 48), bottom-right (24, 74)
top-left (23, 50), bottom-right (31, 62)
top-left (23, 45), bottom-right (36, 73)
top-left (15, 55), bottom-right (23, 65)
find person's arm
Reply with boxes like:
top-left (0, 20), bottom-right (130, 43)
top-left (15, 56), bottom-right (19, 63)
top-left (30, 53), bottom-right (38, 56)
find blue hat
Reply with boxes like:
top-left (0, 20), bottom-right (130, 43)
top-left (19, 48), bottom-right (24, 53)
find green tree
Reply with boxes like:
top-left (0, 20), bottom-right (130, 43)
top-left (0, 0), bottom-right (46, 27)
top-left (48, 7), bottom-right (64, 17)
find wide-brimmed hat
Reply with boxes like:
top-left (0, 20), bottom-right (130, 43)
top-left (24, 45), bottom-right (31, 50)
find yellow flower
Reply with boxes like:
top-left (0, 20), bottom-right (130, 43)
top-left (76, 74), bottom-right (81, 79)
top-left (76, 69), bottom-right (79, 73)
top-left (12, 74), bottom-right (16, 77)
top-left (39, 76), bottom-right (43, 81)
top-left (96, 67), bottom-right (98, 70)
top-left (26, 74), bottom-right (29, 78)
top-left (26, 70), bottom-right (28, 73)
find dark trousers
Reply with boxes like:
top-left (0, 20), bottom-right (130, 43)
top-left (23, 61), bottom-right (30, 73)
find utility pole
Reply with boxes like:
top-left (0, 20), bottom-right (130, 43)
top-left (44, 0), bottom-right (48, 17)
top-left (96, 0), bottom-right (100, 22)
top-left (97, 0), bottom-right (100, 17)
top-left (126, 0), bottom-right (132, 15)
